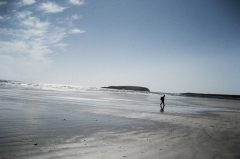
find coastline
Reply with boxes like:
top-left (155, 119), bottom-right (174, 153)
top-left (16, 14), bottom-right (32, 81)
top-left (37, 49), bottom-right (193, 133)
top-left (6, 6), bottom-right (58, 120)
top-left (180, 93), bottom-right (240, 100)
top-left (0, 86), bottom-right (240, 159)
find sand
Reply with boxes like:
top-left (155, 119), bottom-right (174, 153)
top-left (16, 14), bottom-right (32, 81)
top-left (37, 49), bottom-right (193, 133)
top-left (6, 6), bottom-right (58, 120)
top-left (0, 87), bottom-right (240, 159)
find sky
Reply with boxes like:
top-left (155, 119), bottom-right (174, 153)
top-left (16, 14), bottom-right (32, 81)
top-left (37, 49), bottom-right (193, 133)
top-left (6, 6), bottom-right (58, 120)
top-left (0, 0), bottom-right (240, 94)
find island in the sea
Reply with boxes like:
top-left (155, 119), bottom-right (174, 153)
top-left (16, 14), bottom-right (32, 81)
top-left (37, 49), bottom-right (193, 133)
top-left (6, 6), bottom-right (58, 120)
top-left (102, 86), bottom-right (150, 92)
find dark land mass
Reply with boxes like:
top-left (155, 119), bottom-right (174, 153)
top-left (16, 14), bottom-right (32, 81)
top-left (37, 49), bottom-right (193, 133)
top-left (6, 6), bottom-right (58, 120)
top-left (180, 93), bottom-right (240, 100)
top-left (102, 86), bottom-right (150, 92)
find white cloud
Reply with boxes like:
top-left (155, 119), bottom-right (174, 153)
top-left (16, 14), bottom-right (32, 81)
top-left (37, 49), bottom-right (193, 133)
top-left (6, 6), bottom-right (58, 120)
top-left (69, 28), bottom-right (85, 34)
top-left (39, 2), bottom-right (65, 13)
top-left (22, 16), bottom-right (50, 30)
top-left (0, 11), bottom-right (67, 62)
top-left (0, 1), bottom-right (86, 81)
top-left (69, 0), bottom-right (85, 6)
top-left (16, 11), bottom-right (32, 19)
top-left (71, 14), bottom-right (80, 20)
top-left (21, 0), bottom-right (36, 6)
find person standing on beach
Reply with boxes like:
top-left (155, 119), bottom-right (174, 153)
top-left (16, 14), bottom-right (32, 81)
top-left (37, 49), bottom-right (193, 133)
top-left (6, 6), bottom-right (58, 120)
top-left (160, 95), bottom-right (165, 112)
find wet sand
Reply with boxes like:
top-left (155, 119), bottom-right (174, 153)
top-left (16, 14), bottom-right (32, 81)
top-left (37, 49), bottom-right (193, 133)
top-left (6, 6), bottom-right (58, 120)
top-left (0, 87), bottom-right (240, 159)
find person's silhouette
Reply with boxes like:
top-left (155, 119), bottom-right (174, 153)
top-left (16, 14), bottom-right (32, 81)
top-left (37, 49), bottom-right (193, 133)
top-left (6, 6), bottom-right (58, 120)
top-left (160, 95), bottom-right (165, 112)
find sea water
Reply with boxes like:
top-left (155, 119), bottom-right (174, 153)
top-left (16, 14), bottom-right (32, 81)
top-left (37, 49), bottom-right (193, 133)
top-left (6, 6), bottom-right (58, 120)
top-left (0, 80), bottom-right (239, 117)
top-left (0, 80), bottom-right (240, 158)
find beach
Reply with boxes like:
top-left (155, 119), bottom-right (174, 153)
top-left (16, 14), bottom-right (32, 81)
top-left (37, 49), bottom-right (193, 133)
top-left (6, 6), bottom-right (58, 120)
top-left (0, 82), bottom-right (240, 159)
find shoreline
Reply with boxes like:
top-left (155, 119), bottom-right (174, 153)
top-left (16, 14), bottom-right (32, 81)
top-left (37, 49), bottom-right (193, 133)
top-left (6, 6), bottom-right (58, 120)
top-left (180, 92), bottom-right (240, 100)
top-left (0, 87), bottom-right (240, 159)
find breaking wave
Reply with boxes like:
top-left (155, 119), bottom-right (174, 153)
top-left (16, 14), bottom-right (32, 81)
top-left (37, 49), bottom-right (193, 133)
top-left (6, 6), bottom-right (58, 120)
top-left (0, 79), bottom-right (99, 92)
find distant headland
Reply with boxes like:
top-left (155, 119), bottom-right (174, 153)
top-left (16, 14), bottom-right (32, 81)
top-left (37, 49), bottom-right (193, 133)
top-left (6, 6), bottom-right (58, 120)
top-left (180, 93), bottom-right (240, 100)
top-left (102, 86), bottom-right (150, 92)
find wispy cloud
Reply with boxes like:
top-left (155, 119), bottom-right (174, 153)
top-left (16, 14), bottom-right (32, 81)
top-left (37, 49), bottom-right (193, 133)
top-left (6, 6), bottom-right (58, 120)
top-left (0, 11), bottom-right (65, 61)
top-left (69, 0), bottom-right (85, 6)
top-left (71, 14), bottom-right (80, 20)
top-left (0, 1), bottom-right (86, 80)
top-left (69, 28), bottom-right (85, 34)
top-left (39, 2), bottom-right (65, 13)
top-left (21, 0), bottom-right (36, 6)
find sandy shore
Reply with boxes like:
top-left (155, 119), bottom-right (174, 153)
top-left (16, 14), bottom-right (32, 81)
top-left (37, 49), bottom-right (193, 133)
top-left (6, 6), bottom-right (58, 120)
top-left (0, 87), bottom-right (240, 159)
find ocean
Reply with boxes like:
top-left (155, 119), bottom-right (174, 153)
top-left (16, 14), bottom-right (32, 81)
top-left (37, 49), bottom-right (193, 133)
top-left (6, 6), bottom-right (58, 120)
top-left (0, 80), bottom-right (240, 159)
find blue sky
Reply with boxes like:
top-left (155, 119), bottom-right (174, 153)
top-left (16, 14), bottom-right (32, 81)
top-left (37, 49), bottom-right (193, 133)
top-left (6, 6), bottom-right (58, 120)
top-left (0, 0), bottom-right (240, 94)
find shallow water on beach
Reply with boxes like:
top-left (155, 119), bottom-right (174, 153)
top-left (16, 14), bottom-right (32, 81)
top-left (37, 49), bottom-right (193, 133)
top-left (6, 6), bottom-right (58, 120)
top-left (0, 82), bottom-right (240, 158)
top-left (0, 82), bottom-right (240, 124)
